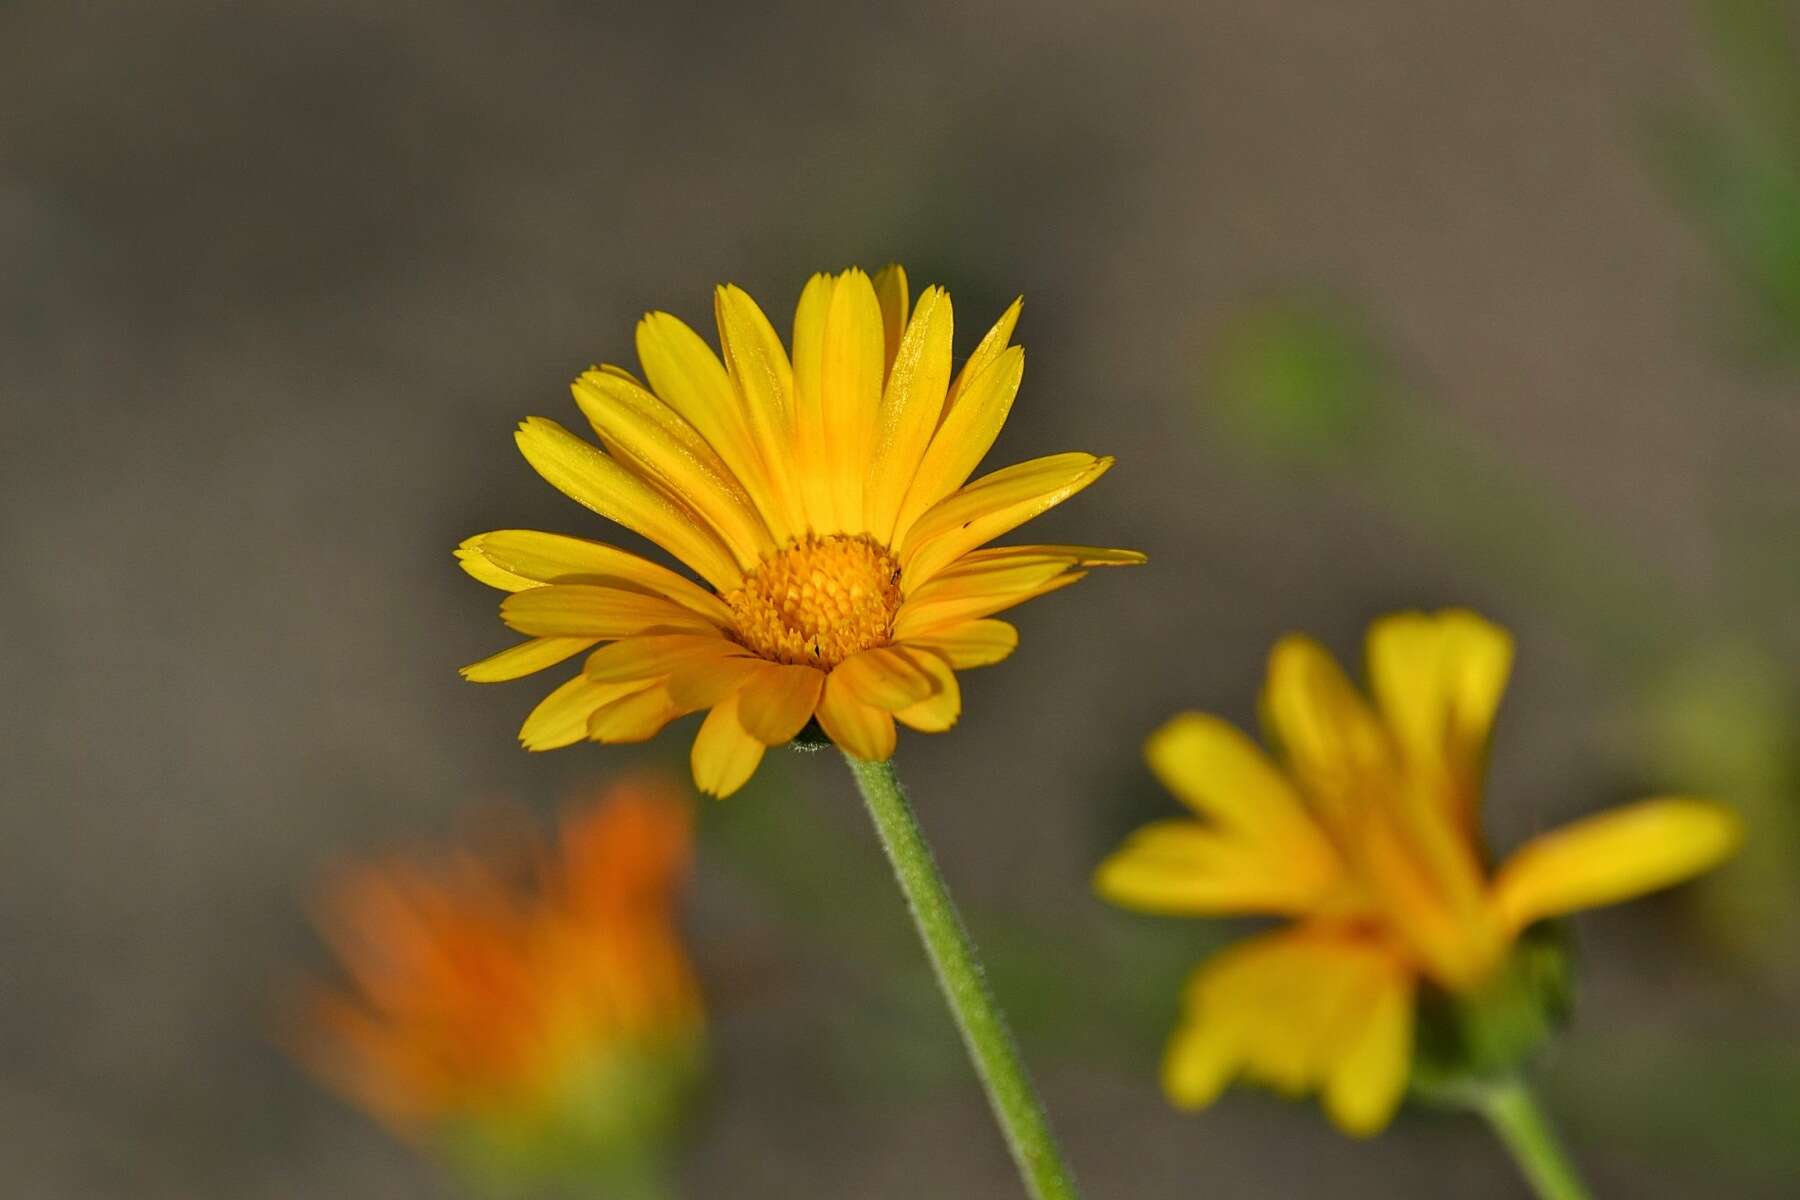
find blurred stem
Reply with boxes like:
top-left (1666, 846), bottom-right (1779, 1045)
top-left (1477, 1077), bottom-right (1593, 1200)
top-left (843, 753), bottom-right (1081, 1200)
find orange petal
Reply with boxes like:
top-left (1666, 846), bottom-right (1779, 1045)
top-left (735, 662), bottom-right (826, 745)
top-left (816, 671), bottom-right (897, 761)
top-left (666, 654), bottom-right (765, 709)
top-left (582, 633), bottom-right (747, 683)
top-left (586, 684), bottom-right (682, 744)
top-left (904, 619), bottom-right (1019, 669)
top-left (832, 646), bottom-right (937, 711)
top-left (892, 650), bottom-right (961, 733)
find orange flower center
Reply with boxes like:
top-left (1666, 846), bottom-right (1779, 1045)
top-left (724, 534), bottom-right (902, 668)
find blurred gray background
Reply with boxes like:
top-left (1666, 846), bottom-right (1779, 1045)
top-left (5, 1), bottom-right (1798, 1196)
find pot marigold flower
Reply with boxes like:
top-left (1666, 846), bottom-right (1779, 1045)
top-left (292, 777), bottom-right (703, 1183)
top-left (458, 266), bottom-right (1141, 796)
top-left (1095, 610), bottom-right (1741, 1136)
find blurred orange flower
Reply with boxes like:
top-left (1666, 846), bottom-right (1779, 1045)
top-left (1095, 610), bottom-right (1741, 1135)
top-left (292, 775), bottom-right (703, 1182)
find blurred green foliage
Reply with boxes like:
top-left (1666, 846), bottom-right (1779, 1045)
top-left (1205, 298), bottom-right (1688, 668)
top-left (1208, 297), bottom-right (1394, 465)
top-left (1648, 0), bottom-right (1800, 359)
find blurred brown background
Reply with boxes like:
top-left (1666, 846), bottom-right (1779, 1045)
top-left (4, 1), bottom-right (1798, 1196)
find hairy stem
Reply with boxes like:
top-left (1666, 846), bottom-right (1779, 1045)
top-left (843, 753), bottom-right (1081, 1200)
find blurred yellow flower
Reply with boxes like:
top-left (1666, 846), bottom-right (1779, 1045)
top-left (1095, 610), bottom-right (1741, 1136)
top-left (458, 265), bottom-right (1140, 796)
top-left (293, 776), bottom-right (702, 1181)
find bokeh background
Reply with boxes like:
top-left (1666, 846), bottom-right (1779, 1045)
top-left (5, 1), bottom-right (1799, 1195)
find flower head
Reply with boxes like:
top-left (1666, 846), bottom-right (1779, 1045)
top-left (293, 776), bottom-right (702, 1182)
top-left (1095, 610), bottom-right (1740, 1135)
top-left (459, 266), bottom-right (1141, 795)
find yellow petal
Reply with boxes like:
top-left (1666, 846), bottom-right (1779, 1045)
top-left (1354, 804), bottom-right (1500, 991)
top-left (460, 636), bottom-right (599, 683)
top-left (455, 530), bottom-right (732, 625)
top-left (871, 263), bottom-right (909, 379)
top-left (715, 284), bottom-right (806, 537)
top-left (892, 344), bottom-right (1024, 540)
top-left (944, 296), bottom-right (1022, 414)
top-left (1162, 1001), bottom-right (1240, 1111)
top-left (954, 544), bottom-right (1147, 570)
top-left (831, 646), bottom-right (937, 711)
top-left (788, 273), bottom-right (839, 532)
top-left (1489, 797), bottom-right (1743, 935)
top-left (453, 541), bottom-right (538, 591)
top-left (893, 558), bottom-right (1084, 638)
top-left (893, 650), bottom-right (961, 733)
top-left (1322, 965), bottom-right (1413, 1138)
top-left (500, 585), bottom-right (718, 638)
top-left (735, 662), bottom-right (826, 745)
top-left (819, 270), bottom-right (886, 534)
top-left (571, 369), bottom-right (775, 566)
top-left (899, 453), bottom-right (1114, 589)
top-left (1094, 819), bottom-right (1337, 917)
top-left (816, 671), bottom-right (897, 761)
top-left (518, 675), bottom-right (646, 751)
top-left (865, 286), bottom-right (954, 543)
top-left (514, 417), bottom-right (742, 591)
top-left (582, 633), bottom-right (747, 683)
top-left (1260, 634), bottom-right (1391, 828)
top-left (1162, 928), bottom-right (1411, 1132)
top-left (1145, 713), bottom-right (1332, 850)
top-left (1365, 609), bottom-right (1513, 824)
top-left (691, 693), bottom-right (765, 797)
top-left (1266, 630), bottom-right (1493, 970)
top-left (587, 683), bottom-right (682, 744)
top-left (904, 619), bottom-right (1019, 669)
top-left (635, 311), bottom-right (792, 544)
top-left (901, 549), bottom-right (1074, 599)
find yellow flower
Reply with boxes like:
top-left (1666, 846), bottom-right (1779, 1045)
top-left (293, 776), bottom-right (703, 1175)
top-left (459, 266), bottom-right (1141, 796)
top-left (1095, 610), bottom-right (1741, 1136)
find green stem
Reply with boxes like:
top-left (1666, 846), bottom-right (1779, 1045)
top-left (1477, 1077), bottom-right (1594, 1200)
top-left (842, 753), bottom-right (1081, 1200)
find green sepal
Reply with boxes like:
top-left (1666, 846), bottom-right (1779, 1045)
top-left (1410, 921), bottom-right (1575, 1106)
top-left (432, 1035), bottom-right (703, 1199)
